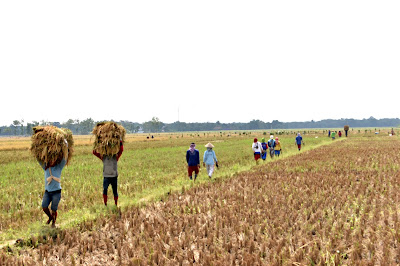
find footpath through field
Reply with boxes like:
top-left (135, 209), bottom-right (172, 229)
top-left (3, 135), bottom-right (400, 264)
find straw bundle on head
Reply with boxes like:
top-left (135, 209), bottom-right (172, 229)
top-left (30, 126), bottom-right (74, 166)
top-left (344, 125), bottom-right (349, 131)
top-left (92, 122), bottom-right (126, 157)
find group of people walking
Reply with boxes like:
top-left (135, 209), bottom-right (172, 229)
top-left (328, 130), bottom-right (343, 139)
top-left (251, 136), bottom-right (283, 164)
top-left (186, 142), bottom-right (219, 180)
top-left (41, 134), bottom-right (306, 227)
top-left (252, 133), bottom-right (304, 163)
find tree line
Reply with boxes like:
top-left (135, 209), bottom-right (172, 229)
top-left (1, 116), bottom-right (399, 136)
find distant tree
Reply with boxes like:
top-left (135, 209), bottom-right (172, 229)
top-left (12, 120), bottom-right (20, 135)
top-left (143, 117), bottom-right (164, 132)
top-left (20, 119), bottom-right (24, 135)
top-left (79, 118), bottom-right (95, 134)
top-left (26, 123), bottom-right (34, 135)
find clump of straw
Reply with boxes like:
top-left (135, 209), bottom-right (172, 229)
top-left (30, 126), bottom-right (74, 166)
top-left (92, 122), bottom-right (126, 157)
top-left (344, 125), bottom-right (349, 131)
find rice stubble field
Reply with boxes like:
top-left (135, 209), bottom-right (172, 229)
top-left (2, 131), bottom-right (399, 264)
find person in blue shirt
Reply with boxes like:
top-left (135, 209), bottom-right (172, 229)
top-left (295, 133), bottom-right (304, 151)
top-left (260, 138), bottom-right (268, 161)
top-left (39, 142), bottom-right (68, 227)
top-left (203, 142), bottom-right (218, 179)
top-left (186, 143), bottom-right (200, 180)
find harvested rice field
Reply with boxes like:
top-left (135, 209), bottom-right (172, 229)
top-left (1, 130), bottom-right (399, 265)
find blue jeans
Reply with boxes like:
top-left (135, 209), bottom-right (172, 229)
top-left (42, 190), bottom-right (62, 211)
top-left (103, 177), bottom-right (118, 197)
top-left (261, 151), bottom-right (267, 160)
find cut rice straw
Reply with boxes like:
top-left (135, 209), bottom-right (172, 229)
top-left (92, 121), bottom-right (126, 157)
top-left (30, 126), bottom-right (74, 166)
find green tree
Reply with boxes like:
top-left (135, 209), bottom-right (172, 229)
top-left (143, 117), bottom-right (164, 132)
top-left (12, 120), bottom-right (20, 135)
top-left (80, 118), bottom-right (95, 134)
top-left (26, 123), bottom-right (34, 135)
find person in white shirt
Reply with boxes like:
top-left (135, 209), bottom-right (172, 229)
top-left (252, 138), bottom-right (262, 164)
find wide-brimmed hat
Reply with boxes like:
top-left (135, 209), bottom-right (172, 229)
top-left (205, 142), bottom-right (214, 148)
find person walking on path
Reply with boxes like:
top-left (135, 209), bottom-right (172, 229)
top-left (344, 125), bottom-right (349, 137)
top-left (328, 130), bottom-right (331, 137)
top-left (93, 140), bottom-right (124, 206)
top-left (295, 133), bottom-right (304, 151)
top-left (261, 138), bottom-right (268, 161)
top-left (252, 138), bottom-right (263, 164)
top-left (203, 142), bottom-right (218, 179)
top-left (274, 137), bottom-right (282, 157)
top-left (331, 131), bottom-right (336, 140)
top-left (186, 143), bottom-right (200, 180)
top-left (268, 135), bottom-right (276, 158)
top-left (39, 141), bottom-right (68, 228)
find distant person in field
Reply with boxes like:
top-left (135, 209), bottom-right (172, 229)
top-left (331, 131), bottom-right (336, 140)
top-left (274, 137), bottom-right (282, 157)
top-left (261, 137), bottom-right (268, 161)
top-left (186, 143), bottom-right (200, 180)
top-left (203, 142), bottom-right (218, 179)
top-left (328, 130), bottom-right (331, 137)
top-left (39, 140), bottom-right (68, 227)
top-left (268, 135), bottom-right (276, 158)
top-left (392, 128), bottom-right (395, 135)
top-left (338, 131), bottom-right (342, 137)
top-left (252, 138), bottom-right (262, 164)
top-left (93, 139), bottom-right (124, 206)
top-left (295, 133), bottom-right (303, 151)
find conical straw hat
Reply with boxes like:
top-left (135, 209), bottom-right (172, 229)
top-left (205, 142), bottom-right (214, 148)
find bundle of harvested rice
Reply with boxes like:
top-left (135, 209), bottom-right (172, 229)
top-left (30, 126), bottom-right (74, 166)
top-left (92, 122), bottom-right (126, 157)
top-left (344, 125), bottom-right (349, 131)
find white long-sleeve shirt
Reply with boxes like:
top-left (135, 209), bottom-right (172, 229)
top-left (252, 142), bottom-right (262, 153)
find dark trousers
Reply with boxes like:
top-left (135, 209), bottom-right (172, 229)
top-left (103, 177), bottom-right (118, 197)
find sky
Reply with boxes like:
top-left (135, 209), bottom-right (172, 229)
top-left (1, 1), bottom-right (399, 126)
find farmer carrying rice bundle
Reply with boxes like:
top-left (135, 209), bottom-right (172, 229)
top-left (30, 126), bottom-right (74, 227)
top-left (344, 125), bottom-right (349, 137)
top-left (92, 122), bottom-right (125, 206)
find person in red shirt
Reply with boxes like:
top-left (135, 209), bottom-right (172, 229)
top-left (93, 140), bottom-right (124, 206)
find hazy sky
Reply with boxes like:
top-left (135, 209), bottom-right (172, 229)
top-left (1, 1), bottom-right (399, 126)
